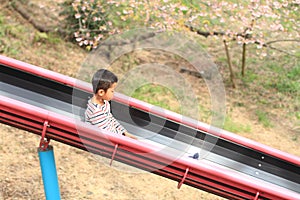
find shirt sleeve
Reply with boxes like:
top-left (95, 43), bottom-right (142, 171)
top-left (110, 116), bottom-right (127, 135)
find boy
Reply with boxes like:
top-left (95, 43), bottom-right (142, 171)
top-left (85, 69), bottom-right (137, 139)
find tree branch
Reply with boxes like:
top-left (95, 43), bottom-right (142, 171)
top-left (186, 24), bottom-right (299, 57)
top-left (267, 45), bottom-right (298, 57)
top-left (265, 39), bottom-right (300, 45)
top-left (185, 24), bottom-right (225, 38)
top-left (185, 23), bottom-right (252, 39)
top-left (253, 40), bottom-right (300, 57)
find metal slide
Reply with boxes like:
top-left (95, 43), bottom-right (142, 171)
top-left (1, 55), bottom-right (300, 200)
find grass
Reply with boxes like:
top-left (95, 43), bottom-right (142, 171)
top-left (0, 10), bottom-right (62, 57)
top-left (296, 112), bottom-right (300, 120)
top-left (255, 110), bottom-right (273, 128)
top-left (131, 83), bottom-right (181, 113)
top-left (223, 116), bottom-right (252, 133)
top-left (262, 55), bottom-right (300, 95)
top-left (241, 68), bottom-right (259, 85)
top-left (0, 13), bottom-right (22, 55)
top-left (292, 134), bottom-right (299, 142)
top-left (273, 79), bottom-right (300, 94)
top-left (198, 104), bottom-right (213, 123)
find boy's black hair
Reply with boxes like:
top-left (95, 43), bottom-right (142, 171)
top-left (92, 69), bottom-right (118, 94)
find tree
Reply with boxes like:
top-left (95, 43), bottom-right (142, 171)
top-left (184, 0), bottom-right (300, 87)
top-left (65, 0), bottom-right (188, 49)
top-left (65, 0), bottom-right (300, 86)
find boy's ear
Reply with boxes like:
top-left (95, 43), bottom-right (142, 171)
top-left (97, 89), bottom-right (105, 96)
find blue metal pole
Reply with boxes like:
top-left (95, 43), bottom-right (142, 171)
top-left (38, 145), bottom-right (61, 200)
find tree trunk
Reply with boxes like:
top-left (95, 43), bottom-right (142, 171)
top-left (223, 40), bottom-right (236, 88)
top-left (242, 43), bottom-right (246, 77)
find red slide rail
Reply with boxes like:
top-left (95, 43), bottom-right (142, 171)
top-left (0, 55), bottom-right (299, 166)
top-left (1, 55), bottom-right (300, 199)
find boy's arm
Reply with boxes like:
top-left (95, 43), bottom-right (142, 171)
top-left (110, 110), bottom-right (137, 139)
top-left (123, 132), bottom-right (138, 140)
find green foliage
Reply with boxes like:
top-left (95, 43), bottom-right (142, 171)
top-left (33, 32), bottom-right (62, 44)
top-left (287, 65), bottom-right (300, 81)
top-left (34, 32), bottom-right (48, 42)
top-left (273, 79), bottom-right (299, 94)
top-left (0, 17), bottom-right (26, 40)
top-left (266, 62), bottom-right (283, 73)
top-left (242, 68), bottom-right (259, 85)
top-left (198, 104), bottom-right (213, 123)
top-left (223, 116), bottom-right (251, 133)
top-left (295, 112), bottom-right (300, 120)
top-left (131, 83), bottom-right (181, 113)
top-left (292, 134), bottom-right (298, 142)
top-left (0, 13), bottom-right (5, 38)
top-left (0, 13), bottom-right (21, 55)
top-left (264, 63), bottom-right (300, 94)
top-left (255, 110), bottom-right (272, 128)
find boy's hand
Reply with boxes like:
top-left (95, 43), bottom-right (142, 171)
top-left (124, 132), bottom-right (138, 140)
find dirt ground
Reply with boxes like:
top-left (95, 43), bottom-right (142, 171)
top-left (1, 1), bottom-right (299, 200)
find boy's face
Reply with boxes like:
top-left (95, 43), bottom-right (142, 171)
top-left (97, 82), bottom-right (117, 101)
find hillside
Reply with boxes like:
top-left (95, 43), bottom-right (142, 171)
top-left (0, 1), bottom-right (299, 200)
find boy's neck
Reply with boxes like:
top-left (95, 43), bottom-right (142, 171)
top-left (92, 95), bottom-right (105, 105)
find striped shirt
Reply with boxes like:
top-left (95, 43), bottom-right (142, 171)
top-left (85, 99), bottom-right (126, 135)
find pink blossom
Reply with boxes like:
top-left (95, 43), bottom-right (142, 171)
top-left (229, 16), bottom-right (235, 22)
top-left (92, 16), bottom-right (98, 21)
top-left (257, 42), bottom-right (263, 49)
top-left (76, 37), bottom-right (83, 42)
top-left (282, 2), bottom-right (289, 7)
top-left (75, 13), bottom-right (81, 19)
top-left (179, 6), bottom-right (188, 11)
top-left (95, 34), bottom-right (103, 41)
top-left (270, 24), bottom-right (284, 31)
top-left (273, 1), bottom-right (282, 9)
top-left (251, 11), bottom-right (261, 18)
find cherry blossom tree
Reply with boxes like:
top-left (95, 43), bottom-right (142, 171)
top-left (66, 0), bottom-right (192, 48)
top-left (66, 0), bottom-right (300, 87)
top-left (184, 0), bottom-right (300, 87)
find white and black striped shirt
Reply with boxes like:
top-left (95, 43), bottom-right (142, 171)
top-left (85, 99), bottom-right (126, 135)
